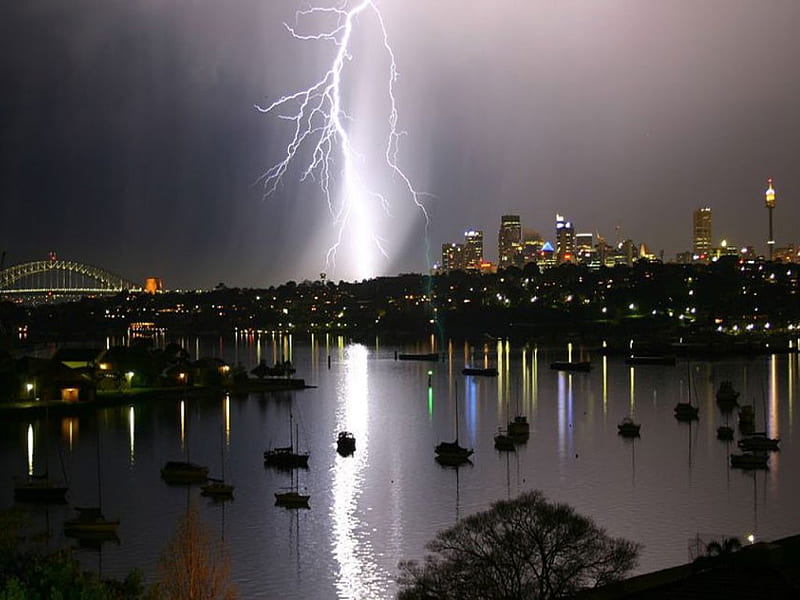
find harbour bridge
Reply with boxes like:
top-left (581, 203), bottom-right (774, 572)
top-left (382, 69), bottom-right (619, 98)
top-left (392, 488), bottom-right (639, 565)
top-left (0, 257), bottom-right (140, 300)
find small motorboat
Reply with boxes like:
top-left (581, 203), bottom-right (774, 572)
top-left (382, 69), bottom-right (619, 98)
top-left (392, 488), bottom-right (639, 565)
top-left (617, 417), bottom-right (641, 438)
top-left (336, 431), bottom-right (356, 456)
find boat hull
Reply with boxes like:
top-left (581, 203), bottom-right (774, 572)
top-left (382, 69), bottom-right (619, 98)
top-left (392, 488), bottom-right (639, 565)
top-left (161, 461), bottom-right (209, 484)
top-left (550, 361), bottom-right (592, 372)
top-left (13, 478), bottom-right (68, 503)
top-left (461, 367), bottom-right (498, 376)
top-left (625, 356), bottom-right (676, 366)
top-left (398, 353), bottom-right (439, 361)
top-left (274, 492), bottom-right (310, 508)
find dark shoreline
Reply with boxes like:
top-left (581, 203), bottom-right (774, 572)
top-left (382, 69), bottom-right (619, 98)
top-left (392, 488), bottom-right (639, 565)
top-left (0, 378), bottom-right (308, 416)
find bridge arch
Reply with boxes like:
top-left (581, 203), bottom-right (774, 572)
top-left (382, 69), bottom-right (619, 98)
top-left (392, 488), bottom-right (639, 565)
top-left (0, 259), bottom-right (139, 294)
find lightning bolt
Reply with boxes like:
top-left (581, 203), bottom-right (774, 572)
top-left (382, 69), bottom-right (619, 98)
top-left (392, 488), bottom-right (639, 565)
top-left (256, 0), bottom-right (429, 278)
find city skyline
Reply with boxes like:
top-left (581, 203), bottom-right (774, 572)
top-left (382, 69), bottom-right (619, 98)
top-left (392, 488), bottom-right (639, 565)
top-left (2, 1), bottom-right (800, 288)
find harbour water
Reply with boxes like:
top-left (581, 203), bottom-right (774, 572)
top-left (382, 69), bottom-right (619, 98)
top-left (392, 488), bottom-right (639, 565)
top-left (1, 334), bottom-right (799, 599)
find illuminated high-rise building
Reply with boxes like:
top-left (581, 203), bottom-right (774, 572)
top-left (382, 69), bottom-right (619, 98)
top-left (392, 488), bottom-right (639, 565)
top-left (522, 230), bottom-right (543, 265)
top-left (555, 214), bottom-right (575, 264)
top-left (498, 215), bottom-right (522, 268)
top-left (765, 178), bottom-right (776, 260)
top-left (692, 207), bottom-right (712, 260)
top-left (464, 230), bottom-right (483, 270)
top-left (575, 233), bottom-right (593, 263)
top-left (441, 243), bottom-right (465, 272)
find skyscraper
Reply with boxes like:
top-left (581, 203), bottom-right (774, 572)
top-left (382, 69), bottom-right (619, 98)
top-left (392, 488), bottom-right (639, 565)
top-left (555, 214), bottom-right (575, 264)
top-left (693, 207), bottom-right (712, 259)
top-left (498, 215), bottom-right (522, 268)
top-left (441, 243), bottom-right (465, 272)
top-left (464, 230), bottom-right (483, 270)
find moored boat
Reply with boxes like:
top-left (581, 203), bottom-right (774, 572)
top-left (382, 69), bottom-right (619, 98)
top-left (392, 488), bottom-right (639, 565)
top-left (625, 355), bottom-right (676, 366)
top-left (201, 477), bottom-right (234, 499)
top-left (161, 461), bottom-right (209, 484)
top-left (64, 506), bottom-right (120, 534)
top-left (336, 431), bottom-right (356, 456)
top-left (493, 430), bottom-right (515, 451)
top-left (716, 381), bottom-right (740, 408)
top-left (507, 415), bottom-right (530, 439)
top-left (265, 411), bottom-right (310, 469)
top-left (674, 402), bottom-right (699, 421)
top-left (274, 490), bottom-right (310, 509)
top-left (461, 366), bottom-right (498, 376)
top-left (550, 361), bottom-right (592, 372)
top-left (738, 405), bottom-right (755, 434)
top-left (13, 476), bottom-right (68, 503)
top-left (730, 451), bottom-right (769, 470)
top-left (738, 434), bottom-right (780, 452)
top-left (617, 417), bottom-right (641, 438)
top-left (716, 425), bottom-right (734, 441)
top-left (398, 352), bottom-right (439, 361)
top-left (435, 440), bottom-right (474, 462)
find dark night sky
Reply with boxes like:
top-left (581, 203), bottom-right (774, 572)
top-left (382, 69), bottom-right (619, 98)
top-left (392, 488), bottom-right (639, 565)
top-left (2, 1), bottom-right (799, 288)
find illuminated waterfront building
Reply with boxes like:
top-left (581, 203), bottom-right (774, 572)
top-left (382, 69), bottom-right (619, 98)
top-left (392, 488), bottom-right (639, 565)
top-left (464, 230), bottom-right (484, 270)
top-left (498, 215), bottom-right (522, 268)
top-left (555, 214), bottom-right (575, 264)
top-left (693, 207), bottom-right (712, 261)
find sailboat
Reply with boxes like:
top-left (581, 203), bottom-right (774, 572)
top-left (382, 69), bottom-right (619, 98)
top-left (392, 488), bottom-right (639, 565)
top-left (507, 392), bottom-right (530, 442)
top-left (264, 410), bottom-right (309, 469)
top-left (737, 389), bottom-right (779, 452)
top-left (161, 400), bottom-right (209, 484)
top-left (64, 420), bottom-right (119, 539)
top-left (14, 412), bottom-right (68, 503)
top-left (435, 383), bottom-right (473, 465)
top-left (494, 390), bottom-right (516, 451)
top-left (201, 427), bottom-right (234, 499)
top-left (274, 461), bottom-right (310, 509)
top-left (674, 360), bottom-right (699, 421)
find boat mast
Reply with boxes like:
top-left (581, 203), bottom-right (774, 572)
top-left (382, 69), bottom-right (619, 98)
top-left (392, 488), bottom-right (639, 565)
top-left (97, 422), bottom-right (103, 511)
top-left (455, 382), bottom-right (459, 443)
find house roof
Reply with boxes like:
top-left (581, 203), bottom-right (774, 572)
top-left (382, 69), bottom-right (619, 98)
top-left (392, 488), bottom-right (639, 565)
top-left (573, 535), bottom-right (800, 599)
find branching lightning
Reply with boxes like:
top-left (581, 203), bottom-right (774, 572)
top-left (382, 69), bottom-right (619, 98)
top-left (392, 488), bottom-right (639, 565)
top-left (256, 0), bottom-right (429, 277)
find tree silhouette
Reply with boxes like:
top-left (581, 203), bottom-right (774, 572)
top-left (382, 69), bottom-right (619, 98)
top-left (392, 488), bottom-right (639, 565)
top-left (398, 491), bottom-right (639, 600)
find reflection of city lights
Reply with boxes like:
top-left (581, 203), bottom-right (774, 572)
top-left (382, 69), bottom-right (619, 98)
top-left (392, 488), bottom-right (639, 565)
top-left (27, 424), bottom-right (34, 476)
top-left (128, 405), bottom-right (135, 465)
top-left (180, 400), bottom-right (185, 448)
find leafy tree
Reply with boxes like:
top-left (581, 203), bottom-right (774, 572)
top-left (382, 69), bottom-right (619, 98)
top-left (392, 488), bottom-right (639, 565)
top-left (153, 505), bottom-right (236, 600)
top-left (397, 491), bottom-right (640, 600)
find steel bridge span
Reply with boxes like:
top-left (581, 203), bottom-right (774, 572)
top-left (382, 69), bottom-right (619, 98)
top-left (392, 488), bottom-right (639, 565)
top-left (0, 259), bottom-right (139, 297)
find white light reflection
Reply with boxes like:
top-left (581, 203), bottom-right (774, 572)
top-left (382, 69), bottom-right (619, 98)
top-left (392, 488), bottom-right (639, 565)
top-left (629, 367), bottom-right (636, 418)
top-left (332, 344), bottom-right (384, 597)
top-left (180, 400), bottom-right (186, 449)
top-left (602, 355), bottom-right (608, 416)
top-left (769, 355), bottom-right (779, 440)
top-left (532, 345), bottom-right (539, 418)
top-left (27, 424), bottom-right (34, 476)
top-left (224, 394), bottom-right (231, 446)
top-left (128, 405), bottom-right (135, 465)
top-left (496, 339), bottom-right (504, 417)
top-left (789, 351), bottom-right (795, 431)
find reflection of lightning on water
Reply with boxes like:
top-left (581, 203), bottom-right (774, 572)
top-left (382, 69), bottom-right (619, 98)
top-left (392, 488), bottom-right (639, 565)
top-left (257, 1), bottom-right (428, 276)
